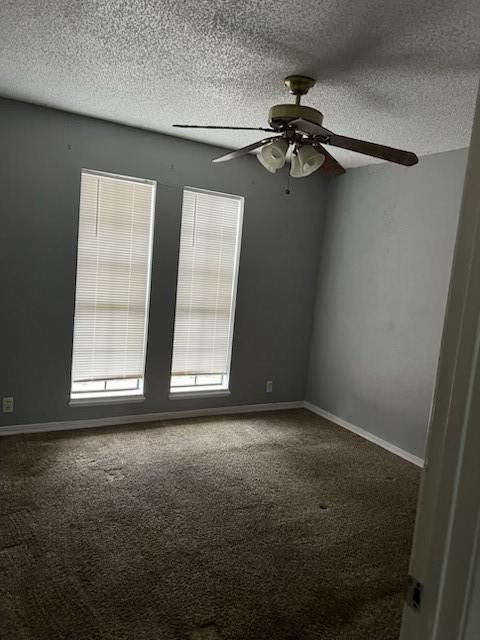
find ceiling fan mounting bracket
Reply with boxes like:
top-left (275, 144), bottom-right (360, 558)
top-left (284, 75), bottom-right (316, 96)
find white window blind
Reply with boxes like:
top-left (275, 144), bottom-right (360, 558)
top-left (170, 188), bottom-right (243, 393)
top-left (70, 169), bottom-right (156, 401)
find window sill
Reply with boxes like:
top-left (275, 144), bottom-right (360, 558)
top-left (69, 395), bottom-right (146, 407)
top-left (169, 389), bottom-right (231, 400)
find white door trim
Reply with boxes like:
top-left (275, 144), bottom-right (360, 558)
top-left (400, 84), bottom-right (480, 640)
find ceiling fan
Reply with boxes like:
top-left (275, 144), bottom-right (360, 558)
top-left (173, 75), bottom-right (418, 178)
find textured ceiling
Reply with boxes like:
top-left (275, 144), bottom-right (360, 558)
top-left (0, 0), bottom-right (479, 167)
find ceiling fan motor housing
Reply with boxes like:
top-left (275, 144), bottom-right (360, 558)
top-left (268, 104), bottom-right (324, 131)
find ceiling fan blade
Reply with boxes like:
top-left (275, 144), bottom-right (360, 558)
top-left (173, 124), bottom-right (275, 132)
top-left (314, 144), bottom-right (346, 176)
top-left (289, 118), bottom-right (332, 138)
top-left (212, 136), bottom-right (283, 163)
top-left (290, 118), bottom-right (418, 166)
top-left (326, 134), bottom-right (418, 166)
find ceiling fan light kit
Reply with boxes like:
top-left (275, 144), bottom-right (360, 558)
top-left (173, 75), bottom-right (418, 179)
top-left (290, 144), bottom-right (326, 178)
top-left (257, 137), bottom-right (289, 173)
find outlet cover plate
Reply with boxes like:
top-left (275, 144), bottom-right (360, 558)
top-left (2, 397), bottom-right (14, 413)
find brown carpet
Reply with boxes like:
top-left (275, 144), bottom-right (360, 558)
top-left (0, 409), bottom-right (419, 640)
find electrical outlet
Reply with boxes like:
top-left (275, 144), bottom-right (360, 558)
top-left (266, 380), bottom-right (273, 393)
top-left (2, 397), bottom-right (14, 413)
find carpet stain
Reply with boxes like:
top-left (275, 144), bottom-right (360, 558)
top-left (104, 467), bottom-right (125, 481)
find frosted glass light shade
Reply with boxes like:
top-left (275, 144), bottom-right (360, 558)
top-left (290, 144), bottom-right (325, 178)
top-left (257, 138), bottom-right (289, 173)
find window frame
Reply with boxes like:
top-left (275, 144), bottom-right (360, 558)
top-left (69, 168), bottom-right (157, 407)
top-left (169, 186), bottom-right (244, 399)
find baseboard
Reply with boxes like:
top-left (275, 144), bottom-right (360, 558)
top-left (303, 401), bottom-right (424, 468)
top-left (0, 401), bottom-right (425, 468)
top-left (0, 401), bottom-right (304, 436)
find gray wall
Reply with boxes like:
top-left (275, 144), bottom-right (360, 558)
top-left (0, 95), bottom-right (468, 452)
top-left (306, 149), bottom-right (468, 459)
top-left (0, 98), bottom-right (327, 427)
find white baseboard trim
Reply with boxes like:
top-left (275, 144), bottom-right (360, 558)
top-left (0, 401), bottom-right (303, 436)
top-left (0, 400), bottom-right (425, 468)
top-left (303, 401), bottom-right (424, 468)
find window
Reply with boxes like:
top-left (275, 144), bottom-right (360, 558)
top-left (70, 169), bottom-right (156, 403)
top-left (170, 187), bottom-right (244, 396)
